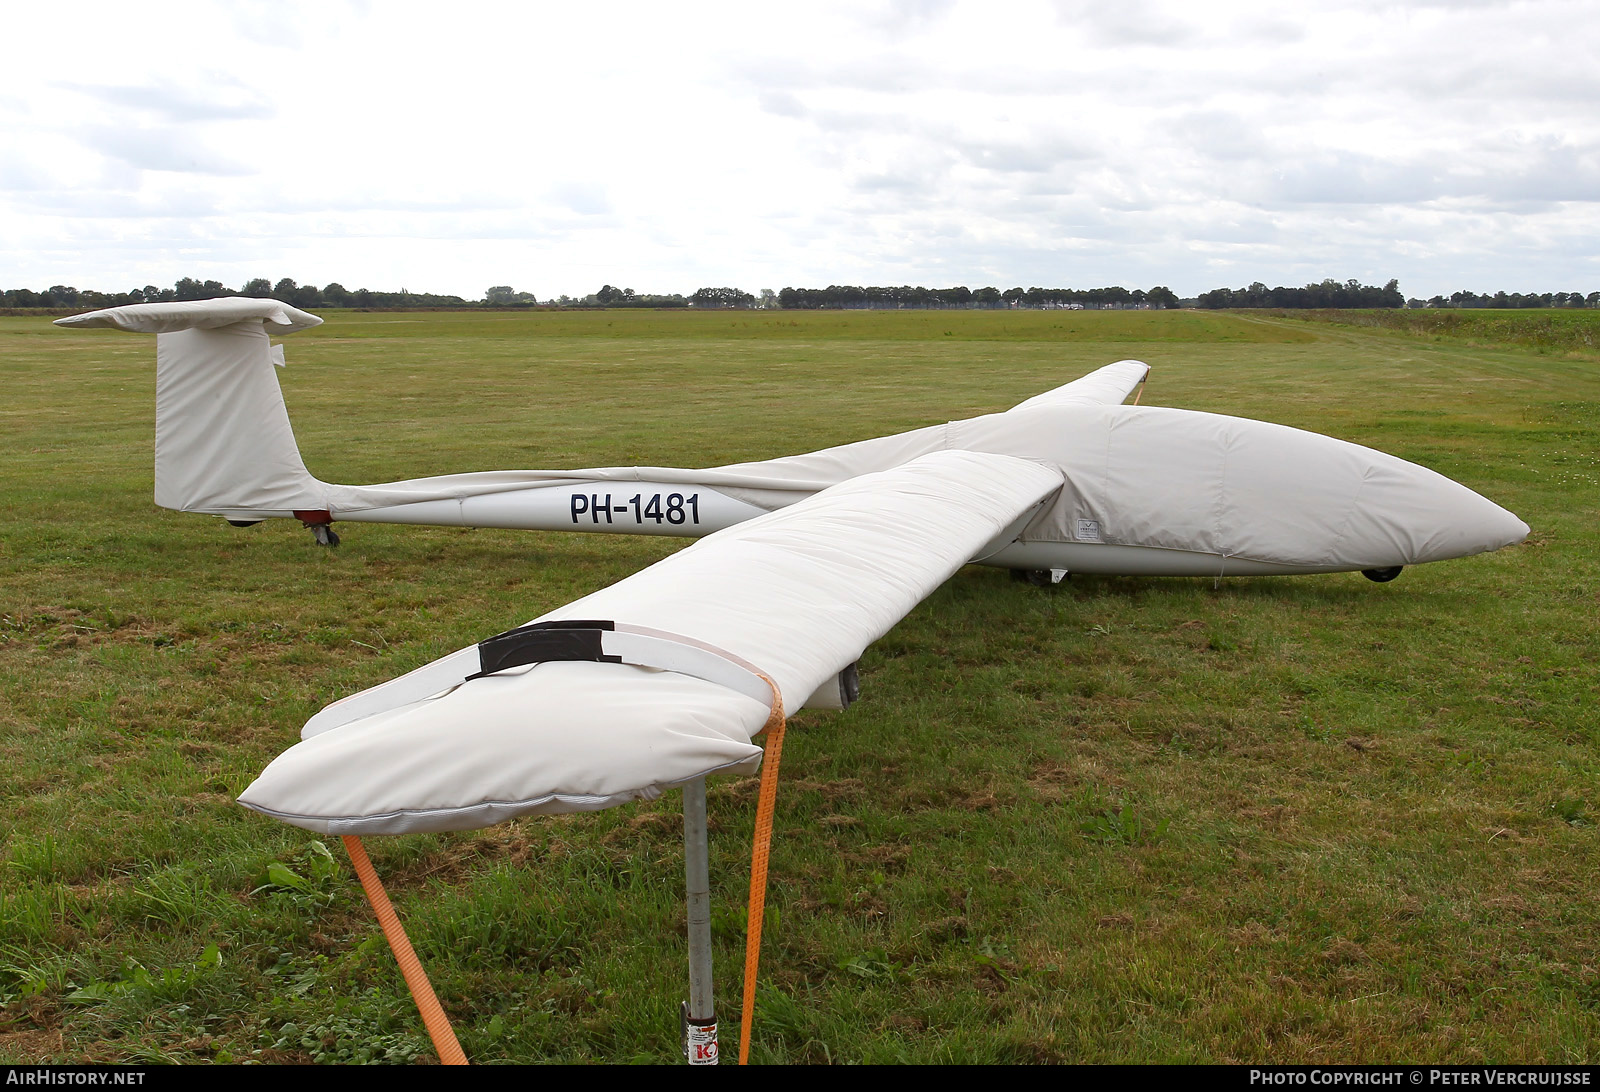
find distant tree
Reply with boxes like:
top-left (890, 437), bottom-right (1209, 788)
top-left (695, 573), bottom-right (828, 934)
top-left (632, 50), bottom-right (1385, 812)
top-left (690, 286), bottom-right (755, 308)
top-left (322, 283), bottom-right (353, 307)
top-left (242, 278), bottom-right (273, 297)
top-left (484, 286), bottom-right (537, 306)
top-left (1198, 278), bottom-right (1402, 309)
top-left (273, 278), bottom-right (298, 300)
top-left (1146, 286), bottom-right (1180, 309)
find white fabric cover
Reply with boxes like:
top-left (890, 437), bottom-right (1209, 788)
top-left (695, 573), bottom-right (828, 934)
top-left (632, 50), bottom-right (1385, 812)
top-left (244, 663), bottom-right (772, 833)
top-left (56, 299), bottom-right (327, 513)
top-left (238, 450), bottom-right (1063, 834)
top-left (152, 323), bottom-right (328, 513)
top-left (54, 298), bottom-right (322, 334)
top-left (708, 405), bottom-right (1529, 568)
top-left (57, 300), bottom-right (1524, 570)
top-left (310, 379), bottom-right (1526, 569)
top-left (1010, 359), bottom-right (1148, 409)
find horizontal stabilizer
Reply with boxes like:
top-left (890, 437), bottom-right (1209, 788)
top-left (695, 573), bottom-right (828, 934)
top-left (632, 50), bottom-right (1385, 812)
top-left (54, 298), bottom-right (322, 334)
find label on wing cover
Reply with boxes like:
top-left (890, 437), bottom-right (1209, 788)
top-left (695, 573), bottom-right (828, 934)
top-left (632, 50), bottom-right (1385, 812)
top-left (1076, 519), bottom-right (1103, 542)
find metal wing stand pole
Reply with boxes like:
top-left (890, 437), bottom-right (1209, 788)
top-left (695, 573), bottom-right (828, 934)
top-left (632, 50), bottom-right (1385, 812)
top-left (682, 777), bottom-right (719, 1064)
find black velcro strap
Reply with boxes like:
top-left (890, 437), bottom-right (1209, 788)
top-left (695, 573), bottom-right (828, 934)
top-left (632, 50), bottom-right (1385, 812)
top-left (470, 620), bottom-right (620, 679)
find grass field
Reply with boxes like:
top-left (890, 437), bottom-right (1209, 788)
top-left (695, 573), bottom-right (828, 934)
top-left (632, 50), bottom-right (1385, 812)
top-left (1264, 308), bottom-right (1600, 360)
top-left (2, 308), bottom-right (1596, 1064)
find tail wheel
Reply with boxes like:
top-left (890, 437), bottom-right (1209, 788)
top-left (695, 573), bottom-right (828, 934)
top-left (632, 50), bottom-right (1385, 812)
top-left (1362, 566), bottom-right (1403, 583)
top-left (296, 509), bottom-right (339, 547)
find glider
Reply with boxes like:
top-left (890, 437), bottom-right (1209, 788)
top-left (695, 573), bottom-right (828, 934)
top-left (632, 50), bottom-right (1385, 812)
top-left (54, 298), bottom-right (1529, 1064)
top-left (55, 297), bottom-right (1526, 582)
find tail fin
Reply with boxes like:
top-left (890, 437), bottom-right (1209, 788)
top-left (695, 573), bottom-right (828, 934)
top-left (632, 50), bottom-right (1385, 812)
top-left (56, 298), bottom-right (329, 515)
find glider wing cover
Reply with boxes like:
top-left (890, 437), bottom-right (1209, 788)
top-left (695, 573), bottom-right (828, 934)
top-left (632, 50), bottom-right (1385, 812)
top-left (1007, 359), bottom-right (1149, 410)
top-left (237, 450), bottom-right (1063, 835)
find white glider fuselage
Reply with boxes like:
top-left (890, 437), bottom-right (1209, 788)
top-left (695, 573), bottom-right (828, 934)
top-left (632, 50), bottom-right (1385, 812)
top-left (310, 405), bottom-right (1524, 578)
top-left (327, 490), bottom-right (1283, 576)
top-left (56, 299), bottom-right (1529, 580)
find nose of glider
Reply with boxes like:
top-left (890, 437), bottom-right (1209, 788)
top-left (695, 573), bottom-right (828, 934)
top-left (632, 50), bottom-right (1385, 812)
top-left (1343, 453), bottom-right (1529, 566)
top-left (1066, 407), bottom-right (1529, 571)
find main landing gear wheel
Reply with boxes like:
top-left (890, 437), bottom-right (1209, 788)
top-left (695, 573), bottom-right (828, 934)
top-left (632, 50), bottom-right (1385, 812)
top-left (1010, 568), bottom-right (1066, 587)
top-left (1361, 566), bottom-right (1403, 583)
top-left (309, 524), bottom-right (340, 548)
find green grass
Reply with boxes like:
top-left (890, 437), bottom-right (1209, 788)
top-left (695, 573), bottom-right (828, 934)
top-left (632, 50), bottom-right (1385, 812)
top-left (301, 306), bottom-right (1319, 344)
top-left (2, 309), bottom-right (1596, 1064)
top-left (1261, 308), bottom-right (1600, 359)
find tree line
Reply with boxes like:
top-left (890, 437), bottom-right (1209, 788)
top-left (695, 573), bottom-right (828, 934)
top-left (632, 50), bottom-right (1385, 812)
top-left (3, 278), bottom-right (470, 311)
top-left (1408, 289), bottom-right (1600, 309)
top-left (5, 279), bottom-right (1180, 312)
top-left (1200, 279), bottom-right (1600, 310)
top-left (10, 276), bottom-right (1599, 314)
top-left (777, 284), bottom-right (1181, 309)
top-left (1, 279), bottom-right (761, 311)
top-left (547, 285), bottom-right (760, 308)
top-left (1197, 279), bottom-right (1405, 309)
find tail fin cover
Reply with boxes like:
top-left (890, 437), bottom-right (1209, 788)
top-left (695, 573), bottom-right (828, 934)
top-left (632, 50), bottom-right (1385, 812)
top-left (57, 299), bottom-right (328, 514)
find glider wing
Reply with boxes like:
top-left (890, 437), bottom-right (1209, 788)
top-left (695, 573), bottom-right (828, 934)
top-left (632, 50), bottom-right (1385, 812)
top-left (1007, 359), bottom-right (1149, 410)
top-left (238, 450), bottom-right (1063, 835)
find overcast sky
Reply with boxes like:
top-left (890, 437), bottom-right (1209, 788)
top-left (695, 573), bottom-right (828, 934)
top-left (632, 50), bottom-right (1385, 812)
top-left (3, 0), bottom-right (1597, 300)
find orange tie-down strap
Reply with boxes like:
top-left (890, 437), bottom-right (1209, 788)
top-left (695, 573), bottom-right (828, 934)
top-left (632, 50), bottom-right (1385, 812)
top-left (341, 834), bottom-right (468, 1065)
top-left (339, 640), bottom-right (793, 1066)
top-left (740, 673), bottom-right (787, 1066)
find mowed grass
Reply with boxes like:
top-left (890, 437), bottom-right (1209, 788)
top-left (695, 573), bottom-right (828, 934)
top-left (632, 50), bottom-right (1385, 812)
top-left (1, 308), bottom-right (1596, 1064)
top-left (1265, 307), bottom-right (1600, 360)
